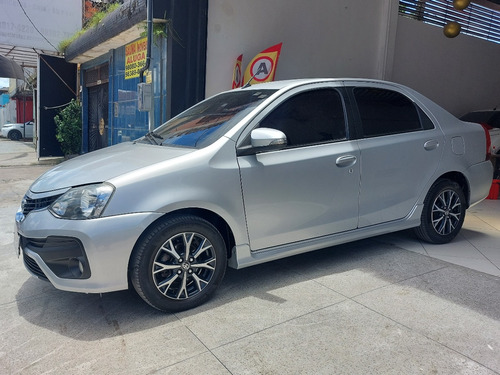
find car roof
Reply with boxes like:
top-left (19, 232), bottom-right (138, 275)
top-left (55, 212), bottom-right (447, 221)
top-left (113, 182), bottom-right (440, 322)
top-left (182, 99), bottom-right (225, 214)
top-left (237, 78), bottom-right (401, 92)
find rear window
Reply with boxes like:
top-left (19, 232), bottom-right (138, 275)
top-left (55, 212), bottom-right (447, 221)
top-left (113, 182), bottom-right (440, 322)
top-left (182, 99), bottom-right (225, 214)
top-left (353, 88), bottom-right (429, 137)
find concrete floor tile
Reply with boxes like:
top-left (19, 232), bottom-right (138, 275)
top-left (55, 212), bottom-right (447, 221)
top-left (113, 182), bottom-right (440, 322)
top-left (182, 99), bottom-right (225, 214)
top-left (212, 300), bottom-right (495, 375)
top-left (422, 240), bottom-right (486, 259)
top-left (0, 253), bottom-right (58, 306)
top-left (0, 289), bottom-right (207, 375)
top-left (159, 352), bottom-right (232, 374)
top-left (278, 241), bottom-right (447, 298)
top-left (480, 247), bottom-right (500, 264)
top-left (353, 267), bottom-right (500, 372)
top-left (427, 255), bottom-right (500, 276)
top-left (468, 200), bottom-right (500, 232)
top-left (175, 263), bottom-right (346, 348)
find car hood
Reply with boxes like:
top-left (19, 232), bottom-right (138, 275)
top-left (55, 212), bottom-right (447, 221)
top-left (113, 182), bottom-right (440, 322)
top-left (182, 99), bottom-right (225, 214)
top-left (30, 142), bottom-right (194, 193)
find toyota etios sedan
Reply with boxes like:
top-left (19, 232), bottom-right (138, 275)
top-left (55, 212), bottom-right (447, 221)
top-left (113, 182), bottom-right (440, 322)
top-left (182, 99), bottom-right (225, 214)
top-left (16, 79), bottom-right (492, 312)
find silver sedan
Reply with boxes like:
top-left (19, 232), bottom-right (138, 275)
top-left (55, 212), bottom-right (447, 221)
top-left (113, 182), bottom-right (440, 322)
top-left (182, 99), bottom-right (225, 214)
top-left (15, 79), bottom-right (493, 312)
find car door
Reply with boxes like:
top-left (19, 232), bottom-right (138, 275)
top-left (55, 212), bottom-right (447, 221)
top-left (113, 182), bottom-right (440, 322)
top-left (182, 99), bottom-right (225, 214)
top-left (349, 84), bottom-right (445, 227)
top-left (237, 85), bottom-right (360, 251)
top-left (25, 121), bottom-right (34, 138)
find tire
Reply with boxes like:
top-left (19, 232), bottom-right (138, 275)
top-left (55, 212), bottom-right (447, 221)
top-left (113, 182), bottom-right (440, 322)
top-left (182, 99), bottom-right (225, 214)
top-left (414, 179), bottom-right (466, 244)
top-left (8, 130), bottom-right (22, 141)
top-left (130, 215), bottom-right (227, 312)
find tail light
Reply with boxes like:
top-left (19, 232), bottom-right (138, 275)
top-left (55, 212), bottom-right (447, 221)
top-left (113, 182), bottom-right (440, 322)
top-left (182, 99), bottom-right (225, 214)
top-left (479, 123), bottom-right (491, 161)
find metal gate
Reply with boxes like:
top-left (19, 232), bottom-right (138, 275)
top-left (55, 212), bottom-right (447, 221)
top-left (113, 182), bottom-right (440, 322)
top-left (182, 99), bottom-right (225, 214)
top-left (88, 84), bottom-right (108, 151)
top-left (86, 63), bottom-right (109, 152)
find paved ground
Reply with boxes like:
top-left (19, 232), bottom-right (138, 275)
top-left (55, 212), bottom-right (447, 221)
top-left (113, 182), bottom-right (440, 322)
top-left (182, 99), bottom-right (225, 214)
top-left (1, 137), bottom-right (499, 374)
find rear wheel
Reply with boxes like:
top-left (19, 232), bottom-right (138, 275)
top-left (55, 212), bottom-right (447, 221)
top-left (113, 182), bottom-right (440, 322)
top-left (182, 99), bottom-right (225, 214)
top-left (414, 179), bottom-right (466, 244)
top-left (8, 130), bottom-right (22, 141)
top-left (130, 215), bottom-right (227, 312)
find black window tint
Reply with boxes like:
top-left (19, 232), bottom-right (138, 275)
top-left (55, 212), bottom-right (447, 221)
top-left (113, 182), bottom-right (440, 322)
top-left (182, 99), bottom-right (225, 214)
top-left (417, 106), bottom-right (435, 130)
top-left (354, 88), bottom-right (423, 137)
top-left (260, 89), bottom-right (346, 147)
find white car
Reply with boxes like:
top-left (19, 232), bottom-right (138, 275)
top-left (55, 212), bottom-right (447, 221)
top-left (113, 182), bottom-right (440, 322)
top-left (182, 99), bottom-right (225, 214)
top-left (16, 79), bottom-right (493, 312)
top-left (460, 110), bottom-right (500, 177)
top-left (1, 121), bottom-right (34, 140)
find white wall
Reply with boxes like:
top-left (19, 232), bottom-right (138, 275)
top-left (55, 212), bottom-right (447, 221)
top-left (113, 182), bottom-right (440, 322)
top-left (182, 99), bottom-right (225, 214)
top-left (391, 16), bottom-right (500, 116)
top-left (0, 0), bottom-right (82, 52)
top-left (206, 0), bottom-right (397, 96)
top-left (206, 0), bottom-right (500, 117)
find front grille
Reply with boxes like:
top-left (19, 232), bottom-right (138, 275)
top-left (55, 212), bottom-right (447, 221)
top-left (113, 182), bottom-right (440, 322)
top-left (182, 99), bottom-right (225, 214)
top-left (22, 194), bottom-right (62, 215)
top-left (23, 252), bottom-right (48, 280)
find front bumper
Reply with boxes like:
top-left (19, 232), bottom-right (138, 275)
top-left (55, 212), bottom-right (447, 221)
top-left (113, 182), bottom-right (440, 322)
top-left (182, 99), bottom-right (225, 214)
top-left (16, 208), bottom-right (162, 293)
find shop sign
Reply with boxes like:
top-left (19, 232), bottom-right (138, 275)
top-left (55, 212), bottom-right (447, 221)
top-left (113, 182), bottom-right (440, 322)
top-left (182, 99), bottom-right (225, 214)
top-left (125, 38), bottom-right (147, 79)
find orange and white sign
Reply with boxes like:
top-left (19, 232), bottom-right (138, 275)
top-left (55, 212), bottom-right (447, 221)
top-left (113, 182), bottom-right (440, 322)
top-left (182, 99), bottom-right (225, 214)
top-left (125, 37), bottom-right (147, 80)
top-left (243, 43), bottom-right (282, 86)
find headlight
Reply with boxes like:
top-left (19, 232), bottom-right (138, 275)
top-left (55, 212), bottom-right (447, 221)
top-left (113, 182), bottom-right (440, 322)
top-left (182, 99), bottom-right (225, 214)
top-left (49, 183), bottom-right (114, 220)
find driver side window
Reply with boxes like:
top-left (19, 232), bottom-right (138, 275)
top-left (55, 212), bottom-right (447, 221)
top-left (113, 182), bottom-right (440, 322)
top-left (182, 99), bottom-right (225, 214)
top-left (260, 89), bottom-right (347, 147)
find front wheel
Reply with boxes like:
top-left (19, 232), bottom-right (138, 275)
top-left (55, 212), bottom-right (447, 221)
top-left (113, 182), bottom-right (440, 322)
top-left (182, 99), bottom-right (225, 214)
top-left (414, 179), bottom-right (466, 244)
top-left (130, 215), bottom-right (227, 312)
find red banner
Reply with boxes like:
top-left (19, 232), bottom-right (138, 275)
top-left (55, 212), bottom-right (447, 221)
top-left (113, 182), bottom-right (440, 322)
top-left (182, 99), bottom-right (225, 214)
top-left (232, 54), bottom-right (243, 88)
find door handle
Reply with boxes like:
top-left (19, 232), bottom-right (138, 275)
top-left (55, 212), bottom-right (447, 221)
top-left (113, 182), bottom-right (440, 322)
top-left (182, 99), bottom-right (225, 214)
top-left (336, 155), bottom-right (357, 168)
top-left (424, 139), bottom-right (439, 151)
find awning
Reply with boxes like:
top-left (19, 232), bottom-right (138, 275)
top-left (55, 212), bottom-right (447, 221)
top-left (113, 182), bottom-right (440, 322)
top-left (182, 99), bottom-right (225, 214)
top-left (0, 54), bottom-right (25, 80)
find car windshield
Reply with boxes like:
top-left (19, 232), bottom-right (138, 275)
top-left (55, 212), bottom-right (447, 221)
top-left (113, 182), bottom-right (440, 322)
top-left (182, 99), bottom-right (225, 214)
top-left (140, 89), bottom-right (277, 148)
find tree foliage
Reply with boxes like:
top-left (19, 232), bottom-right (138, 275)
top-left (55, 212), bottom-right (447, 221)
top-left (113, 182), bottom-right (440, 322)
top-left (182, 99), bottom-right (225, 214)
top-left (54, 99), bottom-right (82, 156)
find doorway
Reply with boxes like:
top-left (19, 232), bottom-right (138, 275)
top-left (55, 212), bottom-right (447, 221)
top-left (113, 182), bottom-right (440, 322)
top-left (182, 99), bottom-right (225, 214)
top-left (85, 63), bottom-right (109, 152)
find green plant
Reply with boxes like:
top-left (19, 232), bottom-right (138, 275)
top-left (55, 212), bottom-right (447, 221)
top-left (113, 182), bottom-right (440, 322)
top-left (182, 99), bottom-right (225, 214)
top-left (54, 99), bottom-right (82, 156)
top-left (58, 2), bottom-right (121, 52)
top-left (140, 18), bottom-right (183, 47)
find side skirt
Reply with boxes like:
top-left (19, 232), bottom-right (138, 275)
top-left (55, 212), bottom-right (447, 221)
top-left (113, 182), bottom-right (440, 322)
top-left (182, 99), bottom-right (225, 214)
top-left (228, 204), bottom-right (423, 269)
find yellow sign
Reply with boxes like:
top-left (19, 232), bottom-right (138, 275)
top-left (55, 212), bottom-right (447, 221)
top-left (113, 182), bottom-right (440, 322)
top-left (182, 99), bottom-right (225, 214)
top-left (125, 38), bottom-right (147, 80)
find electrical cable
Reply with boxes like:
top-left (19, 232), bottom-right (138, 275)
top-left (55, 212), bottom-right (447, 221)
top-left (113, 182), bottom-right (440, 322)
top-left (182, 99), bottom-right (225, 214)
top-left (16, 0), bottom-right (58, 51)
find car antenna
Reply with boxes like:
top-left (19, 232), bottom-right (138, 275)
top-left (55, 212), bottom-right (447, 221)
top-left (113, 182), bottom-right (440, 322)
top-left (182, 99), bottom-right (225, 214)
top-left (242, 64), bottom-right (267, 89)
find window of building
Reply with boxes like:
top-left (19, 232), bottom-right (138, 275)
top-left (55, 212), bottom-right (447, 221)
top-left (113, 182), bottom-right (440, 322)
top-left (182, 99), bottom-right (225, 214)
top-left (399, 0), bottom-right (500, 44)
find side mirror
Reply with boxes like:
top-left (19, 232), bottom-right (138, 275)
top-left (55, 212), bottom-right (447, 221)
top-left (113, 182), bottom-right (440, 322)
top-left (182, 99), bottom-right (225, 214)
top-left (251, 128), bottom-right (287, 148)
top-left (237, 128), bottom-right (287, 156)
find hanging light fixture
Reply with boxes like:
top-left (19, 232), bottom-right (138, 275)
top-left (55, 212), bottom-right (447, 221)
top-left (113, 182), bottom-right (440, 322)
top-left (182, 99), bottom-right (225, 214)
top-left (453, 0), bottom-right (471, 10)
top-left (443, 21), bottom-right (461, 38)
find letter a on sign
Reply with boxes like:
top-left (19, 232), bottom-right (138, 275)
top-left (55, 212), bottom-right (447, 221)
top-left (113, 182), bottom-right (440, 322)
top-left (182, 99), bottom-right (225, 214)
top-left (243, 43), bottom-right (282, 86)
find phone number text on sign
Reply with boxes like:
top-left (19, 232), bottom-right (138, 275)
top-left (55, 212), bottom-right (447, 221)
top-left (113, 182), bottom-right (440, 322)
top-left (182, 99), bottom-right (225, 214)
top-left (125, 38), bottom-right (147, 79)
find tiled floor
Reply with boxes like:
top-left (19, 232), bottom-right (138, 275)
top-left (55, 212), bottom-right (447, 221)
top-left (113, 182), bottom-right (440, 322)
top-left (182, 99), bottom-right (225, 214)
top-left (377, 198), bottom-right (500, 277)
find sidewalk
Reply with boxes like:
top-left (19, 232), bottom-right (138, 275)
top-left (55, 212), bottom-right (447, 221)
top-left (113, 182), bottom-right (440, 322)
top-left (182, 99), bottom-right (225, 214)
top-left (0, 136), bottom-right (499, 374)
top-left (0, 137), bottom-right (63, 167)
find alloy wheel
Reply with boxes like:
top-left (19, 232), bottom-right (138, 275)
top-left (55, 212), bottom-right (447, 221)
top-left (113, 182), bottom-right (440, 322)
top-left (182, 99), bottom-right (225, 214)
top-left (431, 189), bottom-right (462, 236)
top-left (152, 232), bottom-right (217, 300)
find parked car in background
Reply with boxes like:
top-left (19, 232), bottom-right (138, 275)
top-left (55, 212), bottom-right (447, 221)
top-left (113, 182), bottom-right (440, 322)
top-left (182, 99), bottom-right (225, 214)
top-left (1, 121), bottom-right (34, 140)
top-left (460, 110), bottom-right (500, 178)
top-left (15, 79), bottom-right (493, 312)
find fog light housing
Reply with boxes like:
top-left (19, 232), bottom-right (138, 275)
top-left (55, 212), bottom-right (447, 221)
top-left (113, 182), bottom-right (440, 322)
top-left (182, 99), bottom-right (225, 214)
top-left (21, 236), bottom-right (91, 279)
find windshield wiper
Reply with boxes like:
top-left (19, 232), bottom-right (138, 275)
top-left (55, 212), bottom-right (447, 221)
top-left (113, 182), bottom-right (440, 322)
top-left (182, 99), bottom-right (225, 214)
top-left (144, 131), bottom-right (163, 145)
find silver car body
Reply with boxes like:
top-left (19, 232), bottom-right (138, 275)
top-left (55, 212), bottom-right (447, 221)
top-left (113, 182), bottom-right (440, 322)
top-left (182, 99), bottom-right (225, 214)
top-left (16, 79), bottom-right (492, 295)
